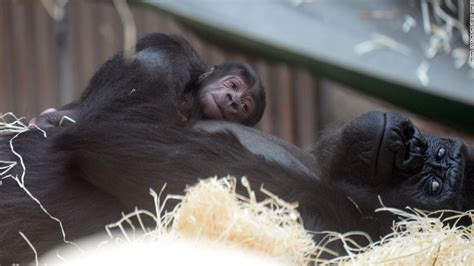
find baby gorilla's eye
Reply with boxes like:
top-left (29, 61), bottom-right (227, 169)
top-left (241, 102), bottom-right (248, 113)
top-left (230, 81), bottom-right (237, 89)
top-left (428, 177), bottom-right (443, 196)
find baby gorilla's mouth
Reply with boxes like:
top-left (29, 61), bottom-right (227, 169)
top-left (210, 94), bottom-right (225, 120)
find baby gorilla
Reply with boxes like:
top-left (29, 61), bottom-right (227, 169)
top-left (181, 63), bottom-right (264, 125)
top-left (30, 33), bottom-right (266, 128)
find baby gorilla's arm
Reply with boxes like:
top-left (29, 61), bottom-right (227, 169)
top-left (29, 108), bottom-right (78, 129)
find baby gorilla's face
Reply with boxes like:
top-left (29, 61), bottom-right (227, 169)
top-left (197, 74), bottom-right (256, 123)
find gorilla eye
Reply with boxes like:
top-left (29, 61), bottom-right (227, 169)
top-left (242, 102), bottom-right (248, 113)
top-left (435, 147), bottom-right (446, 160)
top-left (428, 178), bottom-right (443, 196)
top-left (230, 81), bottom-right (237, 89)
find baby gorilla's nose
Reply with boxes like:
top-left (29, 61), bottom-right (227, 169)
top-left (225, 92), bottom-right (241, 112)
top-left (225, 92), bottom-right (233, 102)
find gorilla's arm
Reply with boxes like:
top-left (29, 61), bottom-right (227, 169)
top-left (193, 120), bottom-right (317, 178)
top-left (53, 119), bottom-right (373, 245)
top-left (80, 33), bottom-right (206, 105)
top-left (31, 33), bottom-right (207, 127)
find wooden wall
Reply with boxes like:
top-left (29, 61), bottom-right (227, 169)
top-left (2, 0), bottom-right (470, 147)
top-left (0, 0), bottom-right (320, 149)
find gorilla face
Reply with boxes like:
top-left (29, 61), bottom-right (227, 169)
top-left (317, 111), bottom-right (467, 211)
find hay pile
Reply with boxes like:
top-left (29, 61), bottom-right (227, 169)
top-left (100, 177), bottom-right (317, 265)
top-left (95, 176), bottom-right (473, 265)
top-left (336, 208), bottom-right (474, 265)
top-left (3, 113), bottom-right (473, 264)
top-left (171, 177), bottom-right (316, 264)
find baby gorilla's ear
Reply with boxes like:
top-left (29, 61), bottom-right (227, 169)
top-left (198, 66), bottom-right (216, 82)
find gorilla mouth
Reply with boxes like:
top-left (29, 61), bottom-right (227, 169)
top-left (211, 94), bottom-right (225, 119)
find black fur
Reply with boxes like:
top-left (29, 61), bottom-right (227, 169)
top-left (0, 34), bottom-right (472, 263)
top-left (51, 33), bottom-right (265, 127)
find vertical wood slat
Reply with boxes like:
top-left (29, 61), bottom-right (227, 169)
top-left (273, 63), bottom-right (294, 143)
top-left (143, 7), bottom-right (168, 34)
top-left (11, 0), bottom-right (36, 117)
top-left (69, 0), bottom-right (84, 98)
top-left (97, 2), bottom-right (121, 66)
top-left (132, 7), bottom-right (148, 39)
top-left (255, 60), bottom-right (273, 133)
top-left (294, 69), bottom-right (319, 149)
top-left (28, 0), bottom-right (41, 115)
top-left (0, 1), bottom-right (14, 112)
top-left (0, 2), bottom-right (321, 147)
top-left (33, 0), bottom-right (58, 111)
top-left (76, 1), bottom-right (98, 96)
top-left (208, 43), bottom-right (228, 65)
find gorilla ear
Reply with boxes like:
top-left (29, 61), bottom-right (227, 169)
top-left (198, 66), bottom-right (215, 82)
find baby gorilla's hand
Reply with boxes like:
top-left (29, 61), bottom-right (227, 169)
top-left (29, 108), bottom-right (77, 129)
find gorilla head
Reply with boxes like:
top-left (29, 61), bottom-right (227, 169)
top-left (315, 112), bottom-right (469, 221)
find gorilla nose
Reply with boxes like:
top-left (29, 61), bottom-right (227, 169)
top-left (378, 112), bottom-right (427, 175)
top-left (225, 92), bottom-right (241, 111)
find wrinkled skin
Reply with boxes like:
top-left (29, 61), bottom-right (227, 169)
top-left (197, 73), bottom-right (257, 123)
top-left (316, 112), bottom-right (467, 212)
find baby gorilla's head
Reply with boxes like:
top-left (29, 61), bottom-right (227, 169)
top-left (196, 63), bottom-right (266, 126)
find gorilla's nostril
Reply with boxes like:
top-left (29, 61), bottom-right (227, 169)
top-left (395, 152), bottom-right (424, 171)
top-left (226, 93), bottom-right (233, 102)
top-left (229, 101), bottom-right (239, 112)
top-left (401, 124), bottom-right (415, 140)
top-left (385, 115), bottom-right (427, 172)
top-left (393, 135), bottom-right (426, 171)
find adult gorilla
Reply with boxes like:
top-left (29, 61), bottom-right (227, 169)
top-left (1, 110), bottom-right (472, 262)
top-left (1, 36), bottom-right (473, 262)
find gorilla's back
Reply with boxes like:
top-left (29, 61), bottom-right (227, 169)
top-left (193, 120), bottom-right (317, 178)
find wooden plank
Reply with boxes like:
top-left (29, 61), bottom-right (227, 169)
top-left (196, 36), bottom-right (214, 64)
top-left (33, 0), bottom-right (58, 111)
top-left (293, 69), bottom-right (319, 149)
top-left (273, 63), bottom-right (294, 143)
top-left (69, 0), bottom-right (85, 97)
top-left (0, 0), bottom-right (14, 112)
top-left (131, 7), bottom-right (148, 39)
top-left (25, 1), bottom-right (40, 116)
top-left (87, 2), bottom-right (102, 78)
top-left (207, 43), bottom-right (227, 66)
top-left (163, 12), bottom-right (185, 36)
top-left (254, 60), bottom-right (273, 134)
top-left (97, 2), bottom-right (122, 62)
top-left (143, 1), bottom-right (474, 132)
top-left (77, 1), bottom-right (99, 92)
top-left (11, 0), bottom-right (36, 117)
top-left (143, 6), bottom-right (169, 33)
top-left (187, 33), bottom-right (207, 61)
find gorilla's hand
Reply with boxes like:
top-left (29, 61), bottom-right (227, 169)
top-left (29, 108), bottom-right (77, 129)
